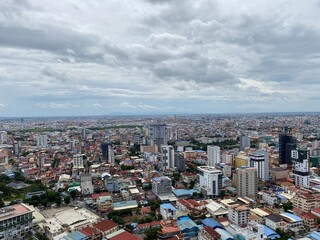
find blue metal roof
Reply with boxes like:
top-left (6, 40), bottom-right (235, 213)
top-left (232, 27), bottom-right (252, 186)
top-left (172, 189), bottom-right (199, 197)
top-left (309, 231), bottom-right (320, 240)
top-left (61, 231), bottom-right (87, 240)
top-left (281, 212), bottom-right (302, 222)
top-left (177, 216), bottom-right (199, 232)
top-left (215, 228), bottom-right (234, 240)
top-left (201, 218), bottom-right (223, 229)
top-left (160, 203), bottom-right (176, 211)
top-left (262, 225), bottom-right (280, 239)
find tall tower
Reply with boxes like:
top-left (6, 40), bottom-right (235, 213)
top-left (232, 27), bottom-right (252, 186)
top-left (207, 146), bottom-right (221, 166)
top-left (148, 124), bottom-right (167, 146)
top-left (236, 167), bottom-right (258, 199)
top-left (101, 142), bottom-right (111, 162)
top-left (240, 135), bottom-right (250, 151)
top-left (279, 132), bottom-right (296, 165)
top-left (161, 145), bottom-right (175, 170)
top-left (292, 148), bottom-right (310, 188)
top-left (108, 145), bottom-right (115, 166)
top-left (197, 166), bottom-right (223, 197)
top-left (249, 150), bottom-right (269, 181)
top-left (36, 134), bottom-right (48, 148)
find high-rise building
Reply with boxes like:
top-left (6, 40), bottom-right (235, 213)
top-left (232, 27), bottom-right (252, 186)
top-left (249, 150), bottom-right (269, 181)
top-left (292, 148), bottom-right (310, 188)
top-left (207, 146), bottom-right (221, 166)
top-left (240, 135), bottom-right (250, 151)
top-left (148, 124), bottom-right (167, 145)
top-left (73, 154), bottom-right (84, 169)
top-left (0, 204), bottom-right (33, 240)
top-left (279, 133), bottom-right (296, 165)
top-left (36, 134), bottom-right (48, 148)
top-left (236, 167), bottom-right (258, 199)
top-left (152, 177), bottom-right (172, 196)
top-left (175, 154), bottom-right (186, 172)
top-left (101, 142), bottom-right (111, 162)
top-left (197, 166), bottom-right (223, 197)
top-left (0, 131), bottom-right (7, 144)
top-left (13, 141), bottom-right (21, 156)
top-left (82, 127), bottom-right (87, 139)
top-left (108, 145), bottom-right (115, 165)
top-left (161, 145), bottom-right (175, 170)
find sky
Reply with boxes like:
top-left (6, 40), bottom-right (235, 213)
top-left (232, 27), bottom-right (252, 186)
top-left (0, 0), bottom-right (320, 117)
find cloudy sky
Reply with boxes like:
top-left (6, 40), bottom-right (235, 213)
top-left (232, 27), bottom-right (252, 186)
top-left (0, 0), bottom-right (320, 117)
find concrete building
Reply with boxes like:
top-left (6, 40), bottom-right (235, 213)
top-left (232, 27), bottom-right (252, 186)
top-left (236, 167), bottom-right (258, 199)
top-left (160, 145), bottom-right (175, 170)
top-left (160, 203), bottom-right (177, 220)
top-left (228, 205), bottom-right (250, 227)
top-left (249, 150), bottom-right (269, 181)
top-left (292, 148), bottom-right (310, 188)
top-left (279, 132), bottom-right (296, 165)
top-left (73, 154), bottom-right (84, 169)
top-left (0, 131), bottom-right (7, 144)
top-left (175, 154), bottom-right (186, 172)
top-left (152, 177), bottom-right (172, 196)
top-left (197, 166), bottom-right (223, 197)
top-left (0, 204), bottom-right (34, 240)
top-left (148, 124), bottom-right (167, 146)
top-left (207, 146), bottom-right (221, 166)
top-left (36, 134), bottom-right (48, 148)
top-left (240, 135), bottom-right (250, 151)
top-left (108, 145), bottom-right (115, 165)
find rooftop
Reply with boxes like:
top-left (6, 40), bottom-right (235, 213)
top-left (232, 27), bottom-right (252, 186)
top-left (0, 204), bottom-right (33, 221)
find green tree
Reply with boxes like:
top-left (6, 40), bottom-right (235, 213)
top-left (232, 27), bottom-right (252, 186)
top-left (0, 198), bottom-right (4, 208)
top-left (64, 196), bottom-right (71, 205)
top-left (282, 202), bottom-right (293, 212)
top-left (70, 190), bottom-right (77, 199)
top-left (55, 196), bottom-right (62, 206)
top-left (144, 226), bottom-right (162, 240)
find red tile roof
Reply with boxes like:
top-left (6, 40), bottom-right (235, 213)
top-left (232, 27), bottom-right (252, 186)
top-left (79, 226), bottom-right (100, 237)
top-left (203, 226), bottom-right (221, 238)
top-left (93, 219), bottom-right (118, 232)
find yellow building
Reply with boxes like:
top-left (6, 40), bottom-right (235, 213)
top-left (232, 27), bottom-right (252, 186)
top-left (234, 153), bottom-right (248, 168)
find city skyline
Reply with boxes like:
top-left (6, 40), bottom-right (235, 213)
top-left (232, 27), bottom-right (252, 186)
top-left (1, 0), bottom-right (320, 117)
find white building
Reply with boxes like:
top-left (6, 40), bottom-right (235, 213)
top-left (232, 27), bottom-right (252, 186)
top-left (108, 145), bottom-right (115, 166)
top-left (73, 154), bottom-right (84, 169)
top-left (148, 124), bottom-right (167, 145)
top-left (249, 150), bottom-right (269, 181)
top-left (0, 131), bottom-right (7, 144)
top-left (36, 134), bottom-right (48, 147)
top-left (236, 167), bottom-right (258, 199)
top-left (160, 203), bottom-right (177, 220)
top-left (228, 205), bottom-right (249, 226)
top-left (161, 145), bottom-right (175, 170)
top-left (207, 146), bottom-right (220, 166)
top-left (292, 148), bottom-right (310, 188)
top-left (198, 166), bottom-right (223, 197)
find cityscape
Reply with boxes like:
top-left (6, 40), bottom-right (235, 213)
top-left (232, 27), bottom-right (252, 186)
top-left (1, 0), bottom-right (320, 240)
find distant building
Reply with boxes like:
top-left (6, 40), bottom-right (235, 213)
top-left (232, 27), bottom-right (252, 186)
top-left (36, 134), bottom-right (48, 148)
top-left (236, 167), bottom-right (258, 199)
top-left (198, 166), bottom-right (223, 197)
top-left (240, 135), bottom-right (250, 151)
top-left (292, 148), bottom-right (310, 188)
top-left (279, 132), bottom-right (296, 165)
top-left (161, 145), bottom-right (175, 170)
top-left (175, 154), bottom-right (186, 172)
top-left (207, 146), bottom-right (220, 166)
top-left (152, 177), bottom-right (172, 196)
top-left (73, 154), bottom-right (84, 169)
top-left (0, 131), bottom-right (7, 144)
top-left (101, 142), bottom-right (111, 162)
top-left (249, 150), bottom-right (269, 181)
top-left (0, 204), bottom-right (34, 240)
top-left (108, 145), bottom-right (115, 165)
top-left (148, 124), bottom-right (167, 145)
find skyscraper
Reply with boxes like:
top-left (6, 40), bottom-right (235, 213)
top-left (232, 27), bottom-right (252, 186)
top-left (36, 134), bottom-right (48, 148)
top-left (175, 154), bottom-right (186, 172)
top-left (198, 166), bottom-right (223, 197)
top-left (292, 148), bottom-right (310, 188)
top-left (207, 145), bottom-right (221, 166)
top-left (101, 142), bottom-right (111, 162)
top-left (161, 145), bottom-right (175, 170)
top-left (279, 133), bottom-right (296, 165)
top-left (0, 131), bottom-right (7, 144)
top-left (236, 167), bottom-right (258, 199)
top-left (148, 124), bottom-right (167, 145)
top-left (240, 135), bottom-right (250, 151)
top-left (108, 144), bottom-right (115, 165)
top-left (249, 150), bottom-right (269, 181)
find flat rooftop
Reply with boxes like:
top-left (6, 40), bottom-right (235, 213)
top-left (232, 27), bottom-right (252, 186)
top-left (0, 203), bottom-right (33, 221)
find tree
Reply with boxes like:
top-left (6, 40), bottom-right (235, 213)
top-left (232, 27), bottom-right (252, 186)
top-left (220, 190), bottom-right (226, 199)
top-left (144, 226), bottom-right (161, 240)
top-left (55, 196), bottom-right (62, 206)
top-left (64, 196), bottom-right (71, 205)
top-left (282, 202), bottom-right (293, 212)
top-left (70, 190), bottom-right (77, 200)
top-left (0, 198), bottom-right (4, 208)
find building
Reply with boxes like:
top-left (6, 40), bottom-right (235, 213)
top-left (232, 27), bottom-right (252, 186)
top-left (198, 166), bottom-right (223, 197)
top-left (148, 124), bottom-right (167, 145)
top-left (161, 145), bottom-right (175, 170)
top-left (36, 134), bottom-right (48, 148)
top-left (73, 154), bottom-right (84, 169)
top-left (160, 203), bottom-right (177, 220)
top-left (293, 192), bottom-right (320, 212)
top-left (240, 135), bottom-right (250, 151)
top-left (207, 146), bottom-right (221, 166)
top-left (228, 205), bottom-right (250, 226)
top-left (152, 177), bottom-right (172, 196)
top-left (198, 226), bottom-right (221, 240)
top-left (175, 154), bottom-right (186, 172)
top-left (249, 150), bottom-right (269, 181)
top-left (0, 204), bottom-right (34, 240)
top-left (101, 142), bottom-right (111, 162)
top-left (108, 145), bottom-right (115, 165)
top-left (92, 219), bottom-right (118, 236)
top-left (0, 131), bottom-right (7, 144)
top-left (236, 167), bottom-right (258, 199)
top-left (292, 148), bottom-right (310, 188)
top-left (279, 132), bottom-right (296, 165)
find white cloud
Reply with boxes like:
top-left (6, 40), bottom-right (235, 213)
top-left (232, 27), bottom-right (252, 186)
top-left (0, 103), bottom-right (6, 107)
top-left (35, 103), bottom-right (79, 109)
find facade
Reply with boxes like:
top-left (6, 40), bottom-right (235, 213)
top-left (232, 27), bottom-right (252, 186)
top-left (249, 150), bottom-right (269, 181)
top-left (36, 134), bottom-right (48, 148)
top-left (207, 146), bottom-right (221, 166)
top-left (240, 135), bottom-right (250, 151)
top-left (161, 145), bottom-right (175, 170)
top-left (148, 124), bottom-right (167, 145)
top-left (0, 204), bottom-right (34, 240)
top-left (291, 148), bottom-right (310, 188)
top-left (279, 133), bottom-right (296, 165)
top-left (73, 154), bottom-right (84, 169)
top-left (152, 177), bottom-right (172, 196)
top-left (108, 145), bottom-right (115, 165)
top-left (228, 205), bottom-right (249, 226)
top-left (293, 192), bottom-right (320, 212)
top-left (197, 166), bottom-right (223, 197)
top-left (100, 142), bottom-right (111, 162)
top-left (175, 154), bottom-right (186, 172)
top-left (236, 167), bottom-right (258, 199)
top-left (0, 131), bottom-right (7, 144)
